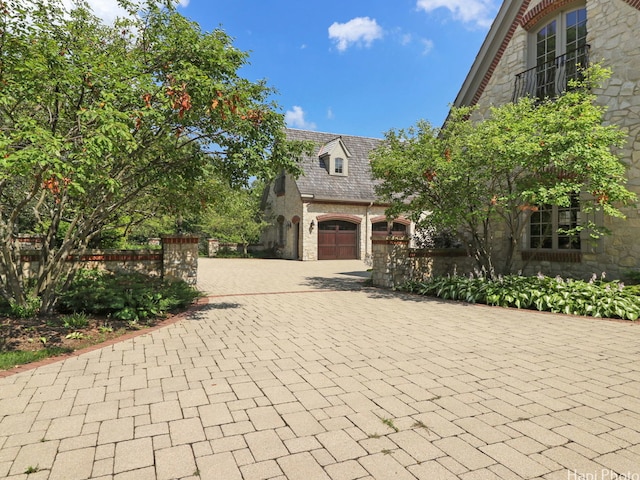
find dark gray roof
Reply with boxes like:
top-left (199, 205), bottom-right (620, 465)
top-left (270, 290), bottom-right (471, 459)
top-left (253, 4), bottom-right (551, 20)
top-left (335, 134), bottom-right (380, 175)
top-left (285, 128), bottom-right (382, 203)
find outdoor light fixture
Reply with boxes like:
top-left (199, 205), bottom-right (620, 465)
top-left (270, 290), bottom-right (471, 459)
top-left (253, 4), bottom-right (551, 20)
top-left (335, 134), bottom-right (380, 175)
top-left (310, 219), bottom-right (315, 231)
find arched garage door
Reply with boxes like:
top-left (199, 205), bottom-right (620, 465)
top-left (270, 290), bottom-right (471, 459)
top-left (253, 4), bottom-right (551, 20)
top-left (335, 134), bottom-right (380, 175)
top-left (318, 220), bottom-right (358, 260)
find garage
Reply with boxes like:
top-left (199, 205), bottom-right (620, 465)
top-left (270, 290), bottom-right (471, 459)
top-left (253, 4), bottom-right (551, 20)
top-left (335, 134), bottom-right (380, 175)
top-left (318, 220), bottom-right (358, 260)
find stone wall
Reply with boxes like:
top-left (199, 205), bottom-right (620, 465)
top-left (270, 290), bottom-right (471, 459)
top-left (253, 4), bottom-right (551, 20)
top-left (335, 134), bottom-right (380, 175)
top-left (13, 235), bottom-right (198, 285)
top-left (371, 238), bottom-right (474, 289)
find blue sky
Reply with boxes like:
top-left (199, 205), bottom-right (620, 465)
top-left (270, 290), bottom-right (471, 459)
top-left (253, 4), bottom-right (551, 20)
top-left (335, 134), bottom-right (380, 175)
top-left (77, 0), bottom-right (501, 138)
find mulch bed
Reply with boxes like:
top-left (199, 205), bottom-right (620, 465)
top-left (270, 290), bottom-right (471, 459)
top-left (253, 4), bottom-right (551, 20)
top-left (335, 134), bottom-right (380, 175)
top-left (0, 314), bottom-right (151, 353)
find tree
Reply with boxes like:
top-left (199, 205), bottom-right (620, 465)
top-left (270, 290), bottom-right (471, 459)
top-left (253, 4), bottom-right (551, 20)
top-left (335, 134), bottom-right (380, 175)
top-left (371, 65), bottom-right (635, 275)
top-left (0, 0), bottom-right (306, 312)
top-left (203, 181), bottom-right (267, 256)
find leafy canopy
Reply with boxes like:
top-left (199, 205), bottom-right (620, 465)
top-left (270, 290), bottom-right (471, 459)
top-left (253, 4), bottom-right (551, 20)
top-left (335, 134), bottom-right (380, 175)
top-left (0, 0), bottom-right (307, 311)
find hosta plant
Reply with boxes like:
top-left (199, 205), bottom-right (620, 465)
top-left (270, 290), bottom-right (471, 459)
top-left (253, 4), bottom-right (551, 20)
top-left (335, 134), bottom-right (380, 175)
top-left (401, 273), bottom-right (640, 321)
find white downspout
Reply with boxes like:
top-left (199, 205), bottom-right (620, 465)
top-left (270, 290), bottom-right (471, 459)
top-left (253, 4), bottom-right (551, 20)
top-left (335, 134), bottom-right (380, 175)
top-left (365, 202), bottom-right (373, 260)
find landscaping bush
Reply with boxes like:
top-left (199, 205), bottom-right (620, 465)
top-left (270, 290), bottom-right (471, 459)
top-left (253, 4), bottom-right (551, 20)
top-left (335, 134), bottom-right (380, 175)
top-left (57, 270), bottom-right (202, 322)
top-left (401, 273), bottom-right (640, 321)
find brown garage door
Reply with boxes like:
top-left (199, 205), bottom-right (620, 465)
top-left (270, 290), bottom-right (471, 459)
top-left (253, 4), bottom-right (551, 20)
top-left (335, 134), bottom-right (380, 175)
top-left (318, 220), bottom-right (358, 260)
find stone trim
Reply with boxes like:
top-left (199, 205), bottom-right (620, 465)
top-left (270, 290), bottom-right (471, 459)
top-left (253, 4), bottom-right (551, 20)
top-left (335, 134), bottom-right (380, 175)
top-left (521, 0), bottom-right (585, 31)
top-left (19, 252), bottom-right (162, 262)
top-left (371, 238), bottom-right (409, 245)
top-left (161, 235), bottom-right (199, 244)
top-left (409, 248), bottom-right (467, 258)
top-left (307, 198), bottom-right (387, 206)
top-left (623, 0), bottom-right (640, 10)
top-left (316, 213), bottom-right (362, 224)
top-left (521, 250), bottom-right (582, 263)
top-left (370, 215), bottom-right (410, 225)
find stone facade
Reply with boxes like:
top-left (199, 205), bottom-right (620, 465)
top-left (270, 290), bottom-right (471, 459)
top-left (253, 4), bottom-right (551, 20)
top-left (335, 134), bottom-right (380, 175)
top-left (262, 181), bottom-right (392, 261)
top-left (461, 0), bottom-right (640, 281)
top-left (262, 173), bottom-right (305, 259)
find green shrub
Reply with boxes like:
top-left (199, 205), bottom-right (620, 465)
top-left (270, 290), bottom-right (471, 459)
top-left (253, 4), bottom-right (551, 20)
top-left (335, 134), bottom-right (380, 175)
top-left (9, 295), bottom-right (41, 319)
top-left (402, 273), bottom-right (640, 321)
top-left (61, 312), bottom-right (90, 330)
top-left (58, 270), bottom-right (202, 322)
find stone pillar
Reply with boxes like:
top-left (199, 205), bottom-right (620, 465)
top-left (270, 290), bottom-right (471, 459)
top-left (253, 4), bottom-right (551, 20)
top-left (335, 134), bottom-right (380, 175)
top-left (161, 235), bottom-right (199, 285)
top-left (208, 238), bottom-right (219, 257)
top-left (371, 237), bottom-right (411, 288)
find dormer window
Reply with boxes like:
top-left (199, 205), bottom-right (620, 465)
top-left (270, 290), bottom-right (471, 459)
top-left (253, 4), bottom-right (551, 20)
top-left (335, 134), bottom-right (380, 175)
top-left (319, 137), bottom-right (351, 177)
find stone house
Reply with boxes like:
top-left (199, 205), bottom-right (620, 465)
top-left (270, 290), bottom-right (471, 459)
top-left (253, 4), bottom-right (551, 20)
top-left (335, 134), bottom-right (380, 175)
top-left (452, 0), bottom-right (640, 279)
top-left (261, 129), bottom-right (413, 261)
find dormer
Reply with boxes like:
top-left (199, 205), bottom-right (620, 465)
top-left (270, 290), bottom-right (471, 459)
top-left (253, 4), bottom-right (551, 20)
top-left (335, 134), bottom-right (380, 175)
top-left (319, 137), bottom-right (351, 177)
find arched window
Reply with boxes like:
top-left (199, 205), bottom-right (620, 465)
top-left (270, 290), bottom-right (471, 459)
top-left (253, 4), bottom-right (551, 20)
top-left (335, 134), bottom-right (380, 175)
top-left (372, 220), bottom-right (409, 236)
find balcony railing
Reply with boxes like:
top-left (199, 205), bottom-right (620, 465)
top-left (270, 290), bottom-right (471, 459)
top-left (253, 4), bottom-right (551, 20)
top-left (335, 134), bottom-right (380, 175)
top-left (512, 44), bottom-right (590, 102)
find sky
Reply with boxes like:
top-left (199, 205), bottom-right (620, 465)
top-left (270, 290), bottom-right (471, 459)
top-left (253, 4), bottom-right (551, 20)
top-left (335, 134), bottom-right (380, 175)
top-left (73, 0), bottom-right (502, 139)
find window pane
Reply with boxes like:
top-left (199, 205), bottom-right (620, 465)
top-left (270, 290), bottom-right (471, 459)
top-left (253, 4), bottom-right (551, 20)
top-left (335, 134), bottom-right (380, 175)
top-left (566, 9), bottom-right (588, 53)
top-left (536, 20), bottom-right (557, 98)
top-left (556, 199), bottom-right (580, 250)
top-left (372, 221), bottom-right (388, 232)
top-left (530, 205), bottom-right (553, 249)
top-left (529, 199), bottom-right (580, 250)
top-left (391, 222), bottom-right (407, 233)
top-left (320, 220), bottom-right (357, 231)
top-left (334, 158), bottom-right (343, 174)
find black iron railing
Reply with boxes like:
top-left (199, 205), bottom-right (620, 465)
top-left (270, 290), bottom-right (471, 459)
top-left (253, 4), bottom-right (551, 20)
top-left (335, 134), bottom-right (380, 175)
top-left (512, 44), bottom-right (590, 102)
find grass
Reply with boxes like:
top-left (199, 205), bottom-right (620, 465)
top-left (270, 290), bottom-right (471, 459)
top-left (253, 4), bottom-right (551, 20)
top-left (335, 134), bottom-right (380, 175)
top-left (0, 347), bottom-right (73, 370)
top-left (379, 416), bottom-right (399, 432)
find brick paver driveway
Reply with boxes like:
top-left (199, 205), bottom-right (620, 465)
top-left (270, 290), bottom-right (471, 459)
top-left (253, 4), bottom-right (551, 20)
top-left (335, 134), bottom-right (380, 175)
top-left (1, 258), bottom-right (640, 479)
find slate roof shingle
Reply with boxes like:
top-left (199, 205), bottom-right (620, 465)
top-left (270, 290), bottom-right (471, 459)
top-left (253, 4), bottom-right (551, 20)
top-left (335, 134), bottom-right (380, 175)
top-left (285, 128), bottom-right (383, 203)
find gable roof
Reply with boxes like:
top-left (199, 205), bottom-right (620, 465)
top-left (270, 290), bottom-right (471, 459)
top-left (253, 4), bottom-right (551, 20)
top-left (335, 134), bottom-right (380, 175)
top-left (453, 0), bottom-right (529, 109)
top-left (285, 128), bottom-right (382, 204)
top-left (318, 137), bottom-right (352, 159)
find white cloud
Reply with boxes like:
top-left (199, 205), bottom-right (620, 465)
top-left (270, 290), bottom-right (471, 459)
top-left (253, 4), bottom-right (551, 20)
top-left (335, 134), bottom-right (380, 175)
top-left (285, 106), bottom-right (317, 130)
top-left (328, 17), bottom-right (384, 52)
top-left (327, 108), bottom-right (334, 120)
top-left (421, 38), bottom-right (434, 55)
top-left (416, 0), bottom-right (497, 28)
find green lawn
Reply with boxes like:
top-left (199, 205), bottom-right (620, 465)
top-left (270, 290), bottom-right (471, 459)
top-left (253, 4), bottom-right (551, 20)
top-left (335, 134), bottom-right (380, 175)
top-left (0, 347), bottom-right (73, 371)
